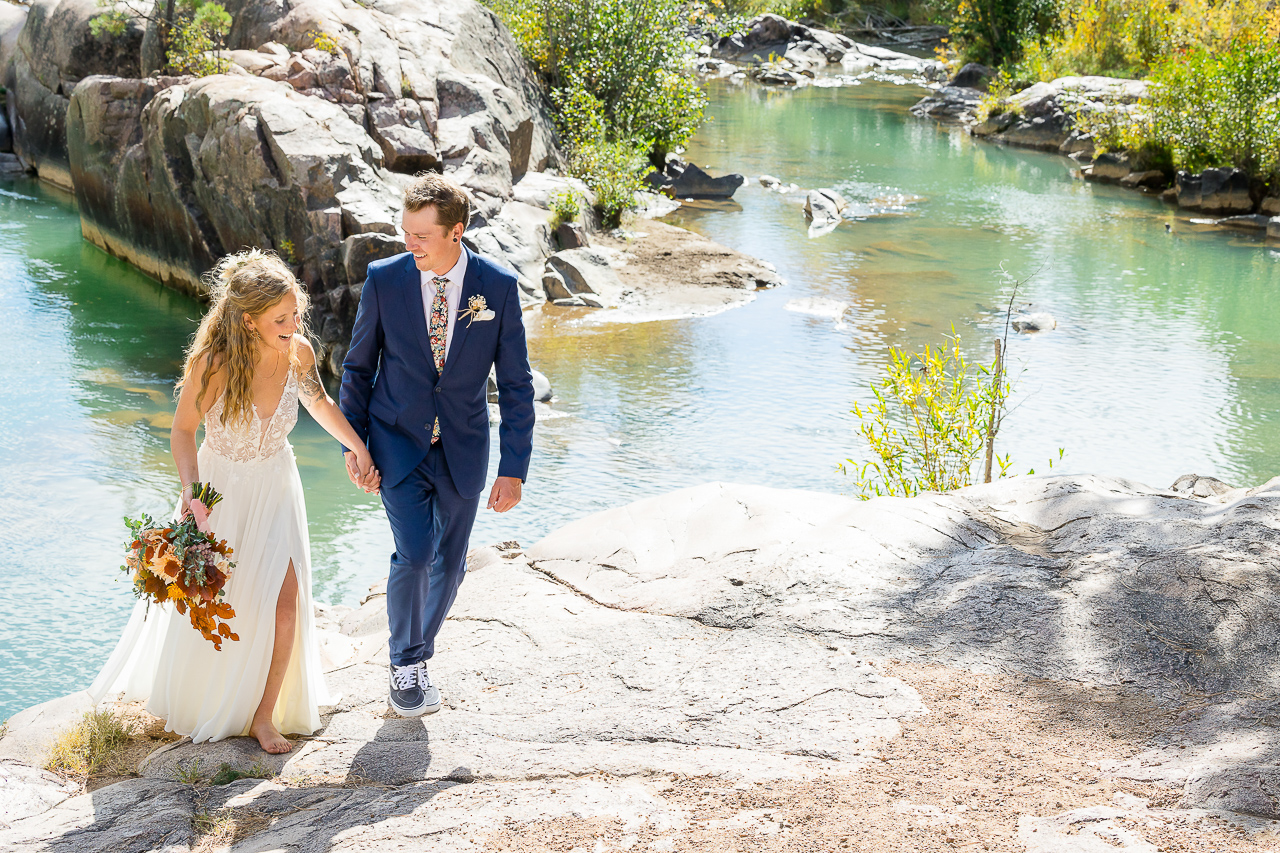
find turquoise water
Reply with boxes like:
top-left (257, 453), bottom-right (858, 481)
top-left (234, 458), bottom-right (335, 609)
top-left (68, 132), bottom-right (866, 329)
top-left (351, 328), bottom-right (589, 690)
top-left (3, 77), bottom-right (1280, 720)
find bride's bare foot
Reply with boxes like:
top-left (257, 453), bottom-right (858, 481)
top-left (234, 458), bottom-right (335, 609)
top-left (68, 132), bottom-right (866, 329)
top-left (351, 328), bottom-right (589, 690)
top-left (250, 718), bottom-right (292, 754)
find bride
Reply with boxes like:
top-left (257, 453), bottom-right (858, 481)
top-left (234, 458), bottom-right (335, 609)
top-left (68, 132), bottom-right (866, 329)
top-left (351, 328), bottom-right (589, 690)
top-left (89, 249), bottom-right (380, 754)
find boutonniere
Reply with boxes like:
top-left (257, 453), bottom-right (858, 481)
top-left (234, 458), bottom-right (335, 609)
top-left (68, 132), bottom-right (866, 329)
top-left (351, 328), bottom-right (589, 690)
top-left (458, 294), bottom-right (495, 326)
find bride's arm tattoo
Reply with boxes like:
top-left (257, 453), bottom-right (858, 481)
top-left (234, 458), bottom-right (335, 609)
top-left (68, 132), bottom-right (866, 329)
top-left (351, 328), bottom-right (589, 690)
top-left (299, 361), bottom-right (327, 405)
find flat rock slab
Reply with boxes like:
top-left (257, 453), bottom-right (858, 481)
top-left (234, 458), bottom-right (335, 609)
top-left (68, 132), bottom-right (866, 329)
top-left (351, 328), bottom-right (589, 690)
top-left (0, 691), bottom-right (94, 767)
top-left (139, 553), bottom-right (923, 788)
top-left (4, 475), bottom-right (1280, 850)
top-left (527, 476), bottom-right (1280, 817)
top-left (0, 778), bottom-right (194, 852)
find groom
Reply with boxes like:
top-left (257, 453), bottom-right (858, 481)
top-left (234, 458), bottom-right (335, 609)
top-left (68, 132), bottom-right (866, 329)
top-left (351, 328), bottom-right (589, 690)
top-left (339, 172), bottom-right (535, 716)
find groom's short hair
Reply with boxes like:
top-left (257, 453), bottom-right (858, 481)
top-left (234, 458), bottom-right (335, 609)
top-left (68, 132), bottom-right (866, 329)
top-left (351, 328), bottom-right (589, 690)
top-left (404, 172), bottom-right (472, 232)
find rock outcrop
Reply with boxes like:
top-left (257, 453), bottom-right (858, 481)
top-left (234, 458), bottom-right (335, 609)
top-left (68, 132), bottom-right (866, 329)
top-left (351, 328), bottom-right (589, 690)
top-left (914, 74), bottom-right (1280, 224)
top-left (707, 13), bottom-right (944, 83)
top-left (0, 1), bottom-right (25, 155)
top-left (7, 0), bottom-right (145, 188)
top-left (1174, 167), bottom-right (1256, 215)
top-left (645, 157), bottom-right (744, 200)
top-left (9, 0), bottom-right (562, 373)
top-left (542, 247), bottom-right (624, 308)
top-left (1, 474), bottom-right (1278, 849)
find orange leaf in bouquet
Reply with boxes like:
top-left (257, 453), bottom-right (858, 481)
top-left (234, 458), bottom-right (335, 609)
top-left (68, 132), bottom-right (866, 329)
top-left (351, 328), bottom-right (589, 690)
top-left (121, 484), bottom-right (238, 650)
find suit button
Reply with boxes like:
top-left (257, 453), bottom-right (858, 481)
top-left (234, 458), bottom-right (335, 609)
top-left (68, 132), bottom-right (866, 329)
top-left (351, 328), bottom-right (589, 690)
top-left (434, 387), bottom-right (441, 393)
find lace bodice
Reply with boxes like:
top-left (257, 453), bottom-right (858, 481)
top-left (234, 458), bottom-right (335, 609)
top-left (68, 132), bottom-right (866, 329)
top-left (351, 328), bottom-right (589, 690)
top-left (203, 370), bottom-right (299, 463)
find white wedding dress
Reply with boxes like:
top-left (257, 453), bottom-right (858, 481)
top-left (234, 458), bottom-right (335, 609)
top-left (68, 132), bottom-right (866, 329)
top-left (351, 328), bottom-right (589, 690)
top-left (89, 369), bottom-right (333, 741)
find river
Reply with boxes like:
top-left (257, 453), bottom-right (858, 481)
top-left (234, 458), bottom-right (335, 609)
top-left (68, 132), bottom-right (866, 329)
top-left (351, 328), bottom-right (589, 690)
top-left (2, 76), bottom-right (1278, 720)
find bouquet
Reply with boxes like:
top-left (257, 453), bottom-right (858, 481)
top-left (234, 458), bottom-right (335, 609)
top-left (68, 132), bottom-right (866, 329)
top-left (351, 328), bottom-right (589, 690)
top-left (122, 482), bottom-right (239, 650)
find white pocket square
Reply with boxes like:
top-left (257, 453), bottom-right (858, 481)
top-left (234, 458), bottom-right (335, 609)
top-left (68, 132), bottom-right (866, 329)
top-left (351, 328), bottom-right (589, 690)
top-left (472, 309), bottom-right (495, 322)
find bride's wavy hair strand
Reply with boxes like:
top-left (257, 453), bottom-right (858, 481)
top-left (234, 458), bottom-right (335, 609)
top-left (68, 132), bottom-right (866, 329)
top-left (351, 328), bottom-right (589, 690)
top-left (179, 249), bottom-right (311, 426)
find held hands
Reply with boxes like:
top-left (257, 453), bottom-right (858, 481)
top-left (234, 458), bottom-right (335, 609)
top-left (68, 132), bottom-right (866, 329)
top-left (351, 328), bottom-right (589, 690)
top-left (344, 450), bottom-right (382, 494)
top-left (487, 476), bottom-right (522, 513)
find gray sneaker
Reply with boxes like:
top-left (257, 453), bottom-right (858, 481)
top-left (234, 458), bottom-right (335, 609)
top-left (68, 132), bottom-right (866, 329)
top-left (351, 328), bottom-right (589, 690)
top-left (388, 663), bottom-right (427, 717)
top-left (418, 661), bottom-right (442, 714)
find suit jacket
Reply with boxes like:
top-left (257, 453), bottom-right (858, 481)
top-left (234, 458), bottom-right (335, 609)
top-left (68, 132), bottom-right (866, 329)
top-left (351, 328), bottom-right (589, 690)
top-left (339, 246), bottom-right (535, 497)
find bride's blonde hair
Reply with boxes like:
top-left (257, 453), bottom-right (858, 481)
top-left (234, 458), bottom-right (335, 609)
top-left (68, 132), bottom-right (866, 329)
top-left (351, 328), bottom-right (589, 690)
top-left (179, 249), bottom-right (311, 426)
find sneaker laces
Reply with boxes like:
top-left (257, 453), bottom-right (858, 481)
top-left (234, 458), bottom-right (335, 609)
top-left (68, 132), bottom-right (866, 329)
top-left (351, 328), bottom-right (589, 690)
top-left (418, 662), bottom-right (434, 688)
top-left (391, 664), bottom-right (418, 691)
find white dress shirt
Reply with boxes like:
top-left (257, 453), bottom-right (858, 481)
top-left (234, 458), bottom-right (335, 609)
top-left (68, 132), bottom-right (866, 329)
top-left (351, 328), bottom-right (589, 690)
top-left (420, 248), bottom-right (468, 364)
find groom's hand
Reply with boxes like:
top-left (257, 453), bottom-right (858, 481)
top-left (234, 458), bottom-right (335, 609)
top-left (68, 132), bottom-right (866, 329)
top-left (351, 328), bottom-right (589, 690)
top-left (487, 476), bottom-right (522, 512)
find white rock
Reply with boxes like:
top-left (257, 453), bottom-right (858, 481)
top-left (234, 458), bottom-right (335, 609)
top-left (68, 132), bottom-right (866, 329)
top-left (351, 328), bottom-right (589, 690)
top-left (0, 761), bottom-right (80, 829)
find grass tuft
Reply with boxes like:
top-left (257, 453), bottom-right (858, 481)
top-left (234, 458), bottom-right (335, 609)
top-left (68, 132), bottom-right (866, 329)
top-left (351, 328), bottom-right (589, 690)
top-left (43, 710), bottom-right (134, 780)
top-left (192, 806), bottom-right (270, 852)
top-left (210, 759), bottom-right (276, 786)
top-left (176, 758), bottom-right (206, 784)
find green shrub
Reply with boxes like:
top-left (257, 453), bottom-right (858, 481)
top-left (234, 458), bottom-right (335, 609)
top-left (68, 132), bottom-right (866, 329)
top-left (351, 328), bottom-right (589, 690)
top-left (1139, 40), bottom-right (1280, 176)
top-left (91, 0), bottom-right (232, 77)
top-left (548, 189), bottom-right (581, 226)
top-left (486, 0), bottom-right (701, 222)
top-left (491, 0), bottom-right (707, 157)
top-left (944, 0), bottom-right (1056, 67)
top-left (840, 328), bottom-right (1013, 498)
top-left (844, 326), bottom-right (1013, 494)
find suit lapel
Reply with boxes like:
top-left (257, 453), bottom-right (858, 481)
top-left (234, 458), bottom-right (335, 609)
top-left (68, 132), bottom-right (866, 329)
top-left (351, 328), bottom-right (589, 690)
top-left (443, 245), bottom-right (482, 375)
top-left (399, 255), bottom-right (438, 378)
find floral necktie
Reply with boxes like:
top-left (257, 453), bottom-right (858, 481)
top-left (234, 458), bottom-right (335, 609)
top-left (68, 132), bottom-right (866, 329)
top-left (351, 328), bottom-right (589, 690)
top-left (429, 275), bottom-right (449, 444)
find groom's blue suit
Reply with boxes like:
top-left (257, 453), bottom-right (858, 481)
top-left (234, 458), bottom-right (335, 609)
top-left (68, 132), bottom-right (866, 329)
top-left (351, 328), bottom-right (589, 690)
top-left (339, 246), bottom-right (534, 667)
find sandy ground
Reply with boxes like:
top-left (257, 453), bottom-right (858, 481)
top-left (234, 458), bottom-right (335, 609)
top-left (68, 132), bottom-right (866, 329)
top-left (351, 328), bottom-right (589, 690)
top-left (480, 662), bottom-right (1279, 852)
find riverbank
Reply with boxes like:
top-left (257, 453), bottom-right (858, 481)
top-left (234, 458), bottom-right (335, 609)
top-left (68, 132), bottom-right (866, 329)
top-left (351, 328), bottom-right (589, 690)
top-left (2, 475), bottom-right (1277, 850)
top-left (700, 14), bottom-right (1280, 244)
top-left (911, 70), bottom-right (1280, 239)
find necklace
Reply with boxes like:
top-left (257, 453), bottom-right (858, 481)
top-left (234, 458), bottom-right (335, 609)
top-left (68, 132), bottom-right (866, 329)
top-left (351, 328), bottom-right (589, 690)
top-left (258, 347), bottom-right (287, 387)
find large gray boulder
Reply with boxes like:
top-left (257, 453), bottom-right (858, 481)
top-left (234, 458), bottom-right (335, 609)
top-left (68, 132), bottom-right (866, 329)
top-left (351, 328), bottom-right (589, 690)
top-left (8, 0), bottom-right (145, 189)
top-left (0, 1), bottom-right (25, 84)
top-left (949, 62), bottom-right (993, 91)
top-left (922, 75), bottom-right (1148, 159)
top-left (647, 158), bottom-right (744, 199)
top-left (67, 73), bottom-right (402, 371)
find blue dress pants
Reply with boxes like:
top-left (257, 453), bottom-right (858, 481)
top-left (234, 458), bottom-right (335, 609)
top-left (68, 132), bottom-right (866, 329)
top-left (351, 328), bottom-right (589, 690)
top-left (380, 441), bottom-right (480, 667)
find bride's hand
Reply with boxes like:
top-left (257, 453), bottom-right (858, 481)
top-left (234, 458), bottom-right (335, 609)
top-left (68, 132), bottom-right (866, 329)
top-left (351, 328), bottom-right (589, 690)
top-left (346, 450), bottom-right (380, 494)
top-left (180, 484), bottom-right (194, 517)
top-left (355, 450), bottom-right (381, 494)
